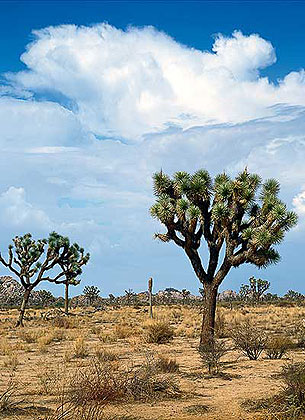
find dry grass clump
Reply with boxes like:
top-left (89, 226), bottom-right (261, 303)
top-left (114, 324), bottom-right (135, 339)
top-left (231, 320), bottom-right (267, 360)
top-left (215, 311), bottom-right (227, 338)
top-left (51, 316), bottom-right (78, 329)
top-left (153, 355), bottom-right (179, 373)
top-left (41, 401), bottom-right (105, 420)
top-left (72, 336), bottom-right (89, 359)
top-left (145, 320), bottom-right (174, 344)
top-left (69, 358), bottom-right (180, 405)
top-left (0, 338), bottom-right (15, 356)
top-left (17, 329), bottom-right (39, 343)
top-left (94, 347), bottom-right (119, 362)
top-left (98, 333), bottom-right (117, 344)
top-left (3, 353), bottom-right (19, 370)
top-left (37, 328), bottom-right (66, 352)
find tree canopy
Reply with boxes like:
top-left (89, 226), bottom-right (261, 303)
top-left (151, 168), bottom-right (297, 286)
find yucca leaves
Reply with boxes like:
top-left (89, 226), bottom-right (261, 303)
top-left (151, 167), bottom-right (297, 274)
top-left (176, 198), bottom-right (189, 219)
top-left (150, 195), bottom-right (175, 223)
top-left (187, 204), bottom-right (201, 220)
top-left (153, 171), bottom-right (173, 196)
top-left (211, 202), bottom-right (231, 222)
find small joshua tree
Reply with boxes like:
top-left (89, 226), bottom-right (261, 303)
top-left (181, 289), bottom-right (191, 305)
top-left (124, 288), bottom-right (134, 306)
top-left (239, 276), bottom-right (270, 303)
top-left (59, 243), bottom-right (90, 315)
top-left (0, 232), bottom-right (89, 326)
top-left (150, 169), bottom-right (297, 345)
top-left (284, 290), bottom-right (304, 302)
top-left (83, 285), bottom-right (100, 306)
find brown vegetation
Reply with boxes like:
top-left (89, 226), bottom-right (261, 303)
top-left (0, 304), bottom-right (305, 420)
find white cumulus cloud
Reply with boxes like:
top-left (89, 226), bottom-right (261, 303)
top-left (4, 25), bottom-right (305, 139)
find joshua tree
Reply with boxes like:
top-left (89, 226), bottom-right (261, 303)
top-left (181, 289), bottom-right (191, 304)
top-left (239, 276), bottom-right (270, 303)
top-left (150, 169), bottom-right (297, 345)
top-left (0, 232), bottom-right (89, 326)
top-left (124, 288), bottom-right (134, 306)
top-left (59, 243), bottom-right (90, 315)
top-left (83, 285), bottom-right (100, 306)
top-left (35, 290), bottom-right (55, 307)
top-left (284, 289), bottom-right (304, 302)
top-left (148, 277), bottom-right (153, 318)
top-left (109, 293), bottom-right (116, 304)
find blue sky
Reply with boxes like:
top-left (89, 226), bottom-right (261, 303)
top-left (1, 1), bottom-right (305, 79)
top-left (0, 0), bottom-right (305, 297)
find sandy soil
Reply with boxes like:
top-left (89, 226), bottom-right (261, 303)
top-left (0, 304), bottom-right (305, 420)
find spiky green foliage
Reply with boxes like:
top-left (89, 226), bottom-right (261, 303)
top-left (151, 168), bottom-right (297, 285)
top-left (0, 232), bottom-right (90, 288)
top-left (0, 232), bottom-right (90, 325)
top-left (83, 285), bottom-right (100, 305)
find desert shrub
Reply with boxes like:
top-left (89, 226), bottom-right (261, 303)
top-left (69, 358), bottom-right (180, 405)
top-left (231, 320), bottom-right (267, 360)
top-left (154, 355), bottom-right (179, 373)
top-left (265, 335), bottom-right (292, 359)
top-left (242, 362), bottom-right (305, 419)
top-left (72, 337), bottom-right (89, 359)
top-left (37, 364), bottom-right (64, 395)
top-left (145, 320), bottom-right (174, 344)
top-left (281, 362), bottom-right (305, 409)
top-left (0, 376), bottom-right (24, 414)
top-left (293, 320), bottom-right (305, 348)
top-left (51, 317), bottom-right (78, 329)
top-left (199, 339), bottom-right (228, 374)
top-left (95, 347), bottom-right (119, 362)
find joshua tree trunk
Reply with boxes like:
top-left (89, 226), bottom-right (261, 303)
top-left (200, 284), bottom-right (218, 345)
top-left (148, 277), bottom-right (153, 319)
top-left (16, 288), bottom-right (31, 327)
top-left (64, 282), bottom-right (69, 315)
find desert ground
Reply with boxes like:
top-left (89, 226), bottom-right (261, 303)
top-left (0, 304), bottom-right (305, 420)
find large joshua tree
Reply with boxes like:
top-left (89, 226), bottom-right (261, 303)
top-left (0, 232), bottom-right (89, 326)
top-left (150, 169), bottom-right (298, 345)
